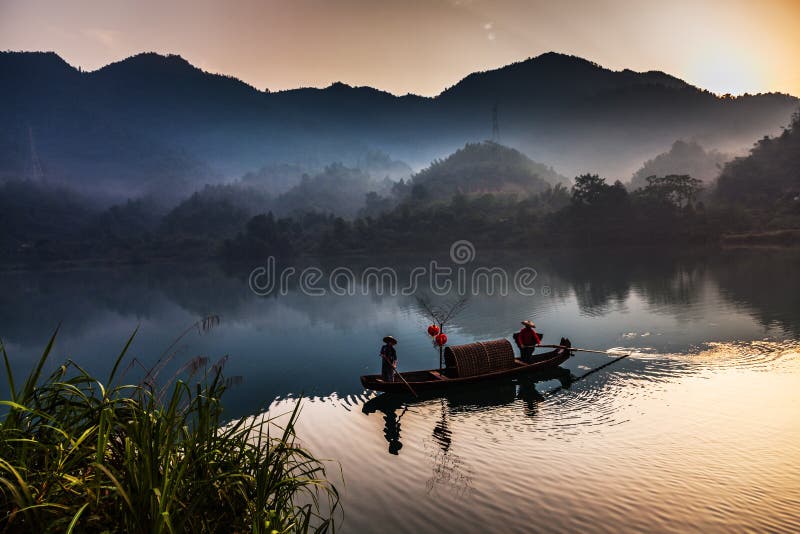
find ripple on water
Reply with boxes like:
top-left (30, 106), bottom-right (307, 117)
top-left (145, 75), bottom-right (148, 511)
top-left (685, 339), bottom-right (800, 373)
top-left (254, 338), bottom-right (800, 533)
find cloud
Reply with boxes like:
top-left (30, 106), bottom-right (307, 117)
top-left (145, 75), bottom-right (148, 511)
top-left (83, 28), bottom-right (120, 48)
top-left (484, 22), bottom-right (495, 41)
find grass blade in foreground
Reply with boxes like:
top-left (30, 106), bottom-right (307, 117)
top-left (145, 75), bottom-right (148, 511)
top-left (0, 322), bottom-right (339, 533)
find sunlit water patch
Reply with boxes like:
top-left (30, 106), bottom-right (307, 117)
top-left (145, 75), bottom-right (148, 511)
top-left (275, 339), bottom-right (800, 533)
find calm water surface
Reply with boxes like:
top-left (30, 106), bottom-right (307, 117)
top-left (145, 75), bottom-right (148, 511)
top-left (1, 248), bottom-right (799, 533)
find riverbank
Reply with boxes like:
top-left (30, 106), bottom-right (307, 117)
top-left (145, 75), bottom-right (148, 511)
top-left (721, 228), bottom-right (800, 246)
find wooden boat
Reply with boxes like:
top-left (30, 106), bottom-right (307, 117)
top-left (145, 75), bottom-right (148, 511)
top-left (362, 365), bottom-right (573, 414)
top-left (360, 336), bottom-right (573, 393)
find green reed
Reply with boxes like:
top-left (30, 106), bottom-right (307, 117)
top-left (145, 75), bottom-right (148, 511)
top-left (0, 325), bottom-right (339, 533)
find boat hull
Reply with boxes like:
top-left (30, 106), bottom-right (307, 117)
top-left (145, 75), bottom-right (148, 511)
top-left (360, 348), bottom-right (571, 393)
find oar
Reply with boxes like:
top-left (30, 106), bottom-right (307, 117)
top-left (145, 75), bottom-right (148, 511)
top-left (536, 344), bottom-right (621, 355)
top-left (380, 353), bottom-right (418, 397)
top-left (573, 352), bottom-right (631, 380)
top-left (545, 352), bottom-right (632, 396)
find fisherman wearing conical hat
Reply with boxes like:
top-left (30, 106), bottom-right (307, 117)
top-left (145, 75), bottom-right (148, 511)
top-left (515, 320), bottom-right (541, 363)
top-left (380, 336), bottom-right (398, 382)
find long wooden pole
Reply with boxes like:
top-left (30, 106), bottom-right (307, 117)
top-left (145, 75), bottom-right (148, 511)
top-left (545, 352), bottom-right (631, 396)
top-left (380, 353), bottom-right (418, 397)
top-left (535, 344), bottom-right (623, 355)
top-left (572, 352), bottom-right (630, 380)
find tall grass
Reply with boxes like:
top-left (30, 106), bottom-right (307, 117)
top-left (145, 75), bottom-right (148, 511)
top-left (0, 324), bottom-right (339, 533)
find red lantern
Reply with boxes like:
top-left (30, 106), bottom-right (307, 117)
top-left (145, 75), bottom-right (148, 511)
top-left (427, 324), bottom-right (440, 336)
top-left (435, 333), bottom-right (448, 346)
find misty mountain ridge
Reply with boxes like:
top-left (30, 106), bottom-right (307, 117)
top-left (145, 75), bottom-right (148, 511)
top-left (629, 140), bottom-right (734, 190)
top-left (1, 50), bottom-right (797, 203)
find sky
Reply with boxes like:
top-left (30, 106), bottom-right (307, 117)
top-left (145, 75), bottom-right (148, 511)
top-left (1, 0), bottom-right (798, 97)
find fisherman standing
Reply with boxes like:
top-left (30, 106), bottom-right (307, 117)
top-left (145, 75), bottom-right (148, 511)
top-left (515, 320), bottom-right (541, 363)
top-left (380, 336), bottom-right (398, 382)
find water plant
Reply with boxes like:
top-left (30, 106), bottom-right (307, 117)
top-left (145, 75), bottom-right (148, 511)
top-left (0, 322), bottom-right (339, 533)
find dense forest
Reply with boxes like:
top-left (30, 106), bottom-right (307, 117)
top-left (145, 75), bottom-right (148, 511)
top-left (222, 112), bottom-right (800, 256)
top-left (1, 109), bottom-right (797, 263)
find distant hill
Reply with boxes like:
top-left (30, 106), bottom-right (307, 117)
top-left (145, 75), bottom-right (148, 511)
top-left (1, 51), bottom-right (797, 202)
top-left (437, 52), bottom-right (690, 107)
top-left (629, 140), bottom-right (733, 190)
top-left (716, 111), bottom-right (800, 206)
top-left (409, 141), bottom-right (565, 201)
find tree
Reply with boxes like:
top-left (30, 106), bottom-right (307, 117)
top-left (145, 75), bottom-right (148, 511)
top-left (571, 174), bottom-right (629, 208)
top-left (639, 174), bottom-right (703, 208)
top-left (566, 174), bottom-right (632, 245)
top-left (571, 174), bottom-right (608, 206)
top-left (716, 109), bottom-right (800, 206)
top-left (539, 183), bottom-right (571, 210)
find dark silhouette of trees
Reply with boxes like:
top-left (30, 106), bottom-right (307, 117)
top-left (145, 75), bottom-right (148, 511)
top-left (562, 174), bottom-right (633, 245)
top-left (717, 110), bottom-right (799, 202)
top-left (714, 109), bottom-right (800, 232)
top-left (571, 174), bottom-right (617, 206)
top-left (5, 109), bottom-right (800, 261)
top-left (637, 174), bottom-right (704, 208)
top-left (223, 212), bottom-right (296, 257)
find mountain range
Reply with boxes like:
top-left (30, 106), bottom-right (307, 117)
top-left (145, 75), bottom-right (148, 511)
top-left (1, 50), bottom-right (797, 202)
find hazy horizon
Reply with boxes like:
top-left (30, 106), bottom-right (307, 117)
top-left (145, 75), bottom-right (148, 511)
top-left (9, 48), bottom-right (800, 101)
top-left (1, 0), bottom-right (799, 98)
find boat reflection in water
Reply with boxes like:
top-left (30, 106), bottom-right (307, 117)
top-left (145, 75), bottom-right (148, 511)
top-left (362, 366), bottom-right (574, 456)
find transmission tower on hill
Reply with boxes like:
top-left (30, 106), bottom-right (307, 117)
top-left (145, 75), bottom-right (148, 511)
top-left (491, 103), bottom-right (500, 143)
top-left (27, 125), bottom-right (44, 182)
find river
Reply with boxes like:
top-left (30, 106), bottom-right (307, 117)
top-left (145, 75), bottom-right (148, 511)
top-left (1, 246), bottom-right (798, 532)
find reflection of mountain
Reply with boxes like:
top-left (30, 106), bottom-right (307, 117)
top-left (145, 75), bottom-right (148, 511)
top-left (708, 249), bottom-right (800, 336)
top-left (545, 249), bottom-right (707, 314)
top-left (3, 248), bottom-right (796, 345)
top-left (0, 268), bottom-right (166, 345)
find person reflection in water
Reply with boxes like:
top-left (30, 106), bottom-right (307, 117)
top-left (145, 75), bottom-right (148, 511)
top-left (361, 395), bottom-right (405, 455)
top-left (518, 379), bottom-right (546, 417)
top-left (384, 407), bottom-right (406, 455)
top-left (380, 336), bottom-right (398, 382)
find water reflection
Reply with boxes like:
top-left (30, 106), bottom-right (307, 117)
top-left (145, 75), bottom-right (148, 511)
top-left (3, 248), bottom-right (798, 340)
top-left (2, 250), bottom-right (799, 533)
top-left (426, 397), bottom-right (472, 497)
top-left (362, 367), bottom-right (575, 456)
top-left (384, 406), bottom-right (406, 455)
top-left (0, 247), bottom-right (797, 410)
